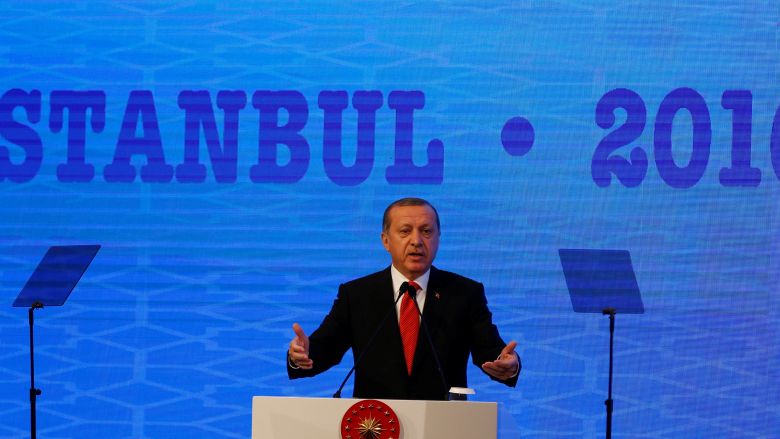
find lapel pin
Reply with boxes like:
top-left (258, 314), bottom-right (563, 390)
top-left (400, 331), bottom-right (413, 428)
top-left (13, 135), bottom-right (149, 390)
top-left (434, 292), bottom-right (441, 300)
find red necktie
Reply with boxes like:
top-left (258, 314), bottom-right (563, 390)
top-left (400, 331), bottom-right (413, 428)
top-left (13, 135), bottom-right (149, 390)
top-left (399, 281), bottom-right (420, 375)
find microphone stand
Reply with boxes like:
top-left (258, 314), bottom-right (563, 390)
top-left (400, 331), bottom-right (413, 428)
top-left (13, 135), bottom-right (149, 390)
top-left (332, 283), bottom-right (408, 398)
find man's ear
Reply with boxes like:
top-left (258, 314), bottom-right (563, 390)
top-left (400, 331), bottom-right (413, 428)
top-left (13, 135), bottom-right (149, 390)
top-left (381, 232), bottom-right (390, 251)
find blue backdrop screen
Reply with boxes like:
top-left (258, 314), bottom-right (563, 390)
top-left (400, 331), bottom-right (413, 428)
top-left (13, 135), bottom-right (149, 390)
top-left (0, 2), bottom-right (778, 438)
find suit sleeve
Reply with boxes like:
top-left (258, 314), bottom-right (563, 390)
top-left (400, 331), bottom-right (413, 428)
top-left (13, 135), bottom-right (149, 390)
top-left (468, 282), bottom-right (520, 387)
top-left (287, 284), bottom-right (353, 379)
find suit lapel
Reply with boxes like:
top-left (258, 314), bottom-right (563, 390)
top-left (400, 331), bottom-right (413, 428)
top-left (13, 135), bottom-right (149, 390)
top-left (412, 266), bottom-right (441, 375)
top-left (380, 267), bottom-right (408, 375)
top-left (378, 266), bottom-right (397, 314)
top-left (421, 266), bottom-right (440, 338)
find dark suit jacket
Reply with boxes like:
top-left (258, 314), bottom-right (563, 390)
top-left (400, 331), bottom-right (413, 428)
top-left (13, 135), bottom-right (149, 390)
top-left (287, 266), bottom-right (519, 400)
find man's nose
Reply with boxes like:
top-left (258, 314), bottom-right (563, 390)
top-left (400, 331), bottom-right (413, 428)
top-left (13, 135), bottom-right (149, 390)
top-left (409, 230), bottom-right (423, 244)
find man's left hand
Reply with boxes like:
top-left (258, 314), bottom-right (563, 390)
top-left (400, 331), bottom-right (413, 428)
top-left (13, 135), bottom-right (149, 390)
top-left (481, 341), bottom-right (520, 381)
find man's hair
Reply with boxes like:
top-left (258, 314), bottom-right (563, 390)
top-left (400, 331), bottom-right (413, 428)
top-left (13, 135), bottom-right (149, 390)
top-left (382, 197), bottom-right (440, 232)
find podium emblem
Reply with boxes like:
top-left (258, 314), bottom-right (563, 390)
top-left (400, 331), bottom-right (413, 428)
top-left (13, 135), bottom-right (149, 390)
top-left (340, 399), bottom-right (400, 439)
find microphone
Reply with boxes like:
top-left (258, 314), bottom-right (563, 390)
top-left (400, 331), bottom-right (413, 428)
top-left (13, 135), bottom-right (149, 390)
top-left (332, 281), bottom-right (411, 398)
top-left (406, 283), bottom-right (450, 400)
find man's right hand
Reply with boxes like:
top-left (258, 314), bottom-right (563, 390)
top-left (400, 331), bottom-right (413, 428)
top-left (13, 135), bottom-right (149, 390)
top-left (288, 323), bottom-right (313, 369)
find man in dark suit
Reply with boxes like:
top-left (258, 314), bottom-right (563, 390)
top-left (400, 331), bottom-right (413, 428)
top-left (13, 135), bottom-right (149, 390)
top-left (287, 197), bottom-right (520, 400)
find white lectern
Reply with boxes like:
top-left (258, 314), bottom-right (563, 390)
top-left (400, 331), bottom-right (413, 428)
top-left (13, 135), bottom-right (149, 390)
top-left (252, 396), bottom-right (497, 438)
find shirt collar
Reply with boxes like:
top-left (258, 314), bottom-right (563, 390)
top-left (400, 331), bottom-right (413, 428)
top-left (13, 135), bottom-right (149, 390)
top-left (390, 264), bottom-right (430, 295)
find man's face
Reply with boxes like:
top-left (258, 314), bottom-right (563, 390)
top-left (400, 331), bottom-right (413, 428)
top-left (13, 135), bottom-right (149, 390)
top-left (381, 204), bottom-right (440, 280)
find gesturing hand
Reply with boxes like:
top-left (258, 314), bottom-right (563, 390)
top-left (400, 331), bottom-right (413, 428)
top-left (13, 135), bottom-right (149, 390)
top-left (288, 323), bottom-right (313, 369)
top-left (481, 341), bottom-right (520, 380)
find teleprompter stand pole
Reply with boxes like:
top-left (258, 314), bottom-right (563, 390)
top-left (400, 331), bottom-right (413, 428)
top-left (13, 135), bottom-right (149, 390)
top-left (602, 307), bottom-right (615, 439)
top-left (29, 302), bottom-right (43, 439)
